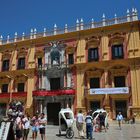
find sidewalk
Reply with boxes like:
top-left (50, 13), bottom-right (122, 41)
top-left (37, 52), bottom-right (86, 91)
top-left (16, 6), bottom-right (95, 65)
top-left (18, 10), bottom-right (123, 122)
top-left (28, 122), bottom-right (140, 140)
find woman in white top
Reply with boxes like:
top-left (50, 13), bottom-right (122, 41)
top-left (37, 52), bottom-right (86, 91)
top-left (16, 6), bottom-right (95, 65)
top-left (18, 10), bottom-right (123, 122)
top-left (76, 110), bottom-right (85, 138)
top-left (22, 114), bottom-right (30, 140)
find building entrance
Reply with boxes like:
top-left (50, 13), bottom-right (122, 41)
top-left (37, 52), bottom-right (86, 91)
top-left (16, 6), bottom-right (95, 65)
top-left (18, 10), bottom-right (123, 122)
top-left (115, 100), bottom-right (127, 118)
top-left (90, 101), bottom-right (100, 111)
top-left (47, 102), bottom-right (61, 125)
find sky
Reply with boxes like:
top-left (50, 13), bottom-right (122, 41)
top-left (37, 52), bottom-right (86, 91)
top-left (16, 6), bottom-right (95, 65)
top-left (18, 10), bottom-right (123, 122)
top-left (0, 0), bottom-right (140, 39)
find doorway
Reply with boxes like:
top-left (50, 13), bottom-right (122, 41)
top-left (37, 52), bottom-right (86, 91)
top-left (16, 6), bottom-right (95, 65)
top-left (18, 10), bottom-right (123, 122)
top-left (90, 101), bottom-right (100, 111)
top-left (47, 102), bottom-right (61, 125)
top-left (115, 100), bottom-right (127, 118)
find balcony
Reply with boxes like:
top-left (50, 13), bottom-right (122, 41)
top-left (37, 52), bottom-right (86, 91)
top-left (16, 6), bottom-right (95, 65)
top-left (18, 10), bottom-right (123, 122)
top-left (37, 63), bottom-right (68, 72)
top-left (0, 92), bottom-right (27, 98)
top-left (33, 89), bottom-right (75, 96)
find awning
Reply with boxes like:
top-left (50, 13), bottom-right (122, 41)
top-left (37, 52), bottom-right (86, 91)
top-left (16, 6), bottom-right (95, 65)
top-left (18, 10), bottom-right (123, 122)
top-left (0, 92), bottom-right (27, 98)
top-left (33, 89), bottom-right (75, 96)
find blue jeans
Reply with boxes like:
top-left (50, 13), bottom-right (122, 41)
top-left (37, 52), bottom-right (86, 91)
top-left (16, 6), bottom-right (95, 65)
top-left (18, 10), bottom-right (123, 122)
top-left (86, 123), bottom-right (93, 139)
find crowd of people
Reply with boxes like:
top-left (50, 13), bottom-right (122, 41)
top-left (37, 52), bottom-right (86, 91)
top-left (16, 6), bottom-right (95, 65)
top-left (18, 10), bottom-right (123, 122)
top-left (5, 100), bottom-right (136, 140)
top-left (6, 100), bottom-right (47, 140)
top-left (76, 110), bottom-right (137, 139)
top-left (76, 110), bottom-right (108, 139)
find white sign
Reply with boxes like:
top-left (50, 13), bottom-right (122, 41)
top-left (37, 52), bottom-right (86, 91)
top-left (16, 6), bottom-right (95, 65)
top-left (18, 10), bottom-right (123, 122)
top-left (90, 87), bottom-right (129, 95)
top-left (0, 122), bottom-right (11, 140)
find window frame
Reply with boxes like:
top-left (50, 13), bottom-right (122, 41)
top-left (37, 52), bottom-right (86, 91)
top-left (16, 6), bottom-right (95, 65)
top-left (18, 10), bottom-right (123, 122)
top-left (2, 59), bottom-right (9, 71)
top-left (2, 84), bottom-right (8, 93)
top-left (17, 57), bottom-right (25, 69)
top-left (17, 83), bottom-right (25, 92)
top-left (90, 77), bottom-right (100, 88)
top-left (114, 76), bottom-right (126, 87)
top-left (88, 47), bottom-right (99, 62)
top-left (112, 44), bottom-right (124, 59)
top-left (68, 53), bottom-right (74, 65)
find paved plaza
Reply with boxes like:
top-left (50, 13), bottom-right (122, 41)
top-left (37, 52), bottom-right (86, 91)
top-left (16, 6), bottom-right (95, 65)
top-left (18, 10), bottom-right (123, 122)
top-left (28, 121), bottom-right (140, 140)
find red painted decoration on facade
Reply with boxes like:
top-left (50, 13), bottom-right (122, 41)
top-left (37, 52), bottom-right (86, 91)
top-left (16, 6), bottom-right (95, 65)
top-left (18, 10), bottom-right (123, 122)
top-left (33, 89), bottom-right (75, 96)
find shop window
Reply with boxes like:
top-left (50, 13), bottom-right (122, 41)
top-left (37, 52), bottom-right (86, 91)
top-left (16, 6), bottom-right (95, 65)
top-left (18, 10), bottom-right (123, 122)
top-left (17, 57), bottom-right (25, 69)
top-left (112, 44), bottom-right (124, 59)
top-left (88, 48), bottom-right (99, 62)
top-left (2, 59), bottom-right (9, 71)
top-left (50, 78), bottom-right (60, 90)
top-left (17, 83), bottom-right (25, 92)
top-left (114, 76), bottom-right (125, 87)
top-left (38, 58), bottom-right (42, 67)
top-left (2, 84), bottom-right (8, 93)
top-left (68, 54), bottom-right (74, 64)
top-left (90, 78), bottom-right (100, 88)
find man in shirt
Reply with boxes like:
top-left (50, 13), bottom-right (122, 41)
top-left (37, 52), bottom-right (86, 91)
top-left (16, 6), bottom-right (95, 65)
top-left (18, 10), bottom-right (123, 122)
top-left (85, 112), bottom-right (93, 140)
top-left (76, 110), bottom-right (84, 138)
top-left (39, 113), bottom-right (47, 140)
top-left (116, 112), bottom-right (123, 129)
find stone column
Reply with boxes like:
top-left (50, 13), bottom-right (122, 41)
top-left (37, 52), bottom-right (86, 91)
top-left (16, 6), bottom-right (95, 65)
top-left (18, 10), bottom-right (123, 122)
top-left (45, 76), bottom-right (50, 90)
top-left (130, 65), bottom-right (140, 119)
top-left (76, 69), bottom-right (86, 112)
top-left (9, 78), bottom-right (14, 102)
top-left (26, 76), bottom-right (34, 110)
top-left (104, 69), bottom-right (111, 115)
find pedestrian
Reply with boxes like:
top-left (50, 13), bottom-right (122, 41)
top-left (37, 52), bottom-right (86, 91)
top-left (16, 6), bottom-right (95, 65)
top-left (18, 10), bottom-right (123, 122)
top-left (132, 113), bottom-right (136, 124)
top-left (31, 114), bottom-right (39, 140)
top-left (85, 112), bottom-right (93, 140)
top-left (98, 111), bottom-right (106, 132)
top-left (15, 115), bottom-right (23, 140)
top-left (22, 114), bottom-right (30, 140)
top-left (76, 110), bottom-right (85, 138)
top-left (116, 112), bottom-right (123, 129)
top-left (38, 113), bottom-right (47, 140)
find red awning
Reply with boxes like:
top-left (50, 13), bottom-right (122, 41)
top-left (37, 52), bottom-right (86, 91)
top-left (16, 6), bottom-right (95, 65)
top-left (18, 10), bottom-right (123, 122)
top-left (0, 92), bottom-right (27, 98)
top-left (33, 89), bottom-right (75, 96)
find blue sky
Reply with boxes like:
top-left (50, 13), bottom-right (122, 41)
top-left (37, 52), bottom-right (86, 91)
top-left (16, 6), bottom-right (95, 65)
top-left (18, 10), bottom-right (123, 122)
top-left (0, 0), bottom-right (139, 39)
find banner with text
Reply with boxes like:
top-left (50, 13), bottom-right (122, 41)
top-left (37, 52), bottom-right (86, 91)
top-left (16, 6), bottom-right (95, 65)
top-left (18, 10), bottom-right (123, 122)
top-left (90, 87), bottom-right (129, 95)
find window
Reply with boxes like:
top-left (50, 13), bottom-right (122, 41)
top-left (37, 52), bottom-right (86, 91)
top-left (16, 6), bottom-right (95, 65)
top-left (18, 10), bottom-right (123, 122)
top-left (2, 84), bottom-right (8, 93)
top-left (114, 76), bottom-right (125, 87)
top-left (18, 57), bottom-right (25, 69)
top-left (17, 83), bottom-right (25, 92)
top-left (88, 48), bottom-right (99, 62)
top-left (50, 48), bottom-right (60, 65)
top-left (50, 78), bottom-right (60, 90)
top-left (112, 44), bottom-right (124, 59)
top-left (38, 58), bottom-right (42, 67)
top-left (90, 78), bottom-right (100, 88)
top-left (2, 60), bottom-right (9, 71)
top-left (68, 54), bottom-right (74, 64)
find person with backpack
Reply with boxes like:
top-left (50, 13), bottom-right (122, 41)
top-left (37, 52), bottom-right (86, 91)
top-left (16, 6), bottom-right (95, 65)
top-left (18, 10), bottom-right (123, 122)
top-left (85, 112), bottom-right (93, 140)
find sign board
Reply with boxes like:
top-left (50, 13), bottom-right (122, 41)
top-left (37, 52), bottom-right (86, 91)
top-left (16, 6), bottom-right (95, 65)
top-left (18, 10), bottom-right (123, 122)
top-left (0, 122), bottom-right (11, 140)
top-left (90, 87), bottom-right (129, 95)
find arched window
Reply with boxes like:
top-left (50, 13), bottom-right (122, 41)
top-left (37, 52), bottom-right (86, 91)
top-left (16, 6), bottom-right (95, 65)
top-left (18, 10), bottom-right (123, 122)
top-left (50, 43), bottom-right (60, 65)
top-left (108, 33), bottom-right (126, 60)
top-left (86, 36), bottom-right (101, 62)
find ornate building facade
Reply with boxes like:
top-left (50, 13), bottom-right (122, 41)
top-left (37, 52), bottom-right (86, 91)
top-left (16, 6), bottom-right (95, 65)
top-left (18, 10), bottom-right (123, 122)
top-left (0, 9), bottom-right (140, 123)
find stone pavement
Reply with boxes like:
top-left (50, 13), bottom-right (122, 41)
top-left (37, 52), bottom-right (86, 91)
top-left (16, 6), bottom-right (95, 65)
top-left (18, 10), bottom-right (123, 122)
top-left (28, 122), bottom-right (140, 140)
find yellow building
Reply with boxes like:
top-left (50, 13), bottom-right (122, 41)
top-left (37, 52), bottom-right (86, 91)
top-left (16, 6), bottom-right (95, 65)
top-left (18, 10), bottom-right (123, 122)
top-left (0, 9), bottom-right (140, 123)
